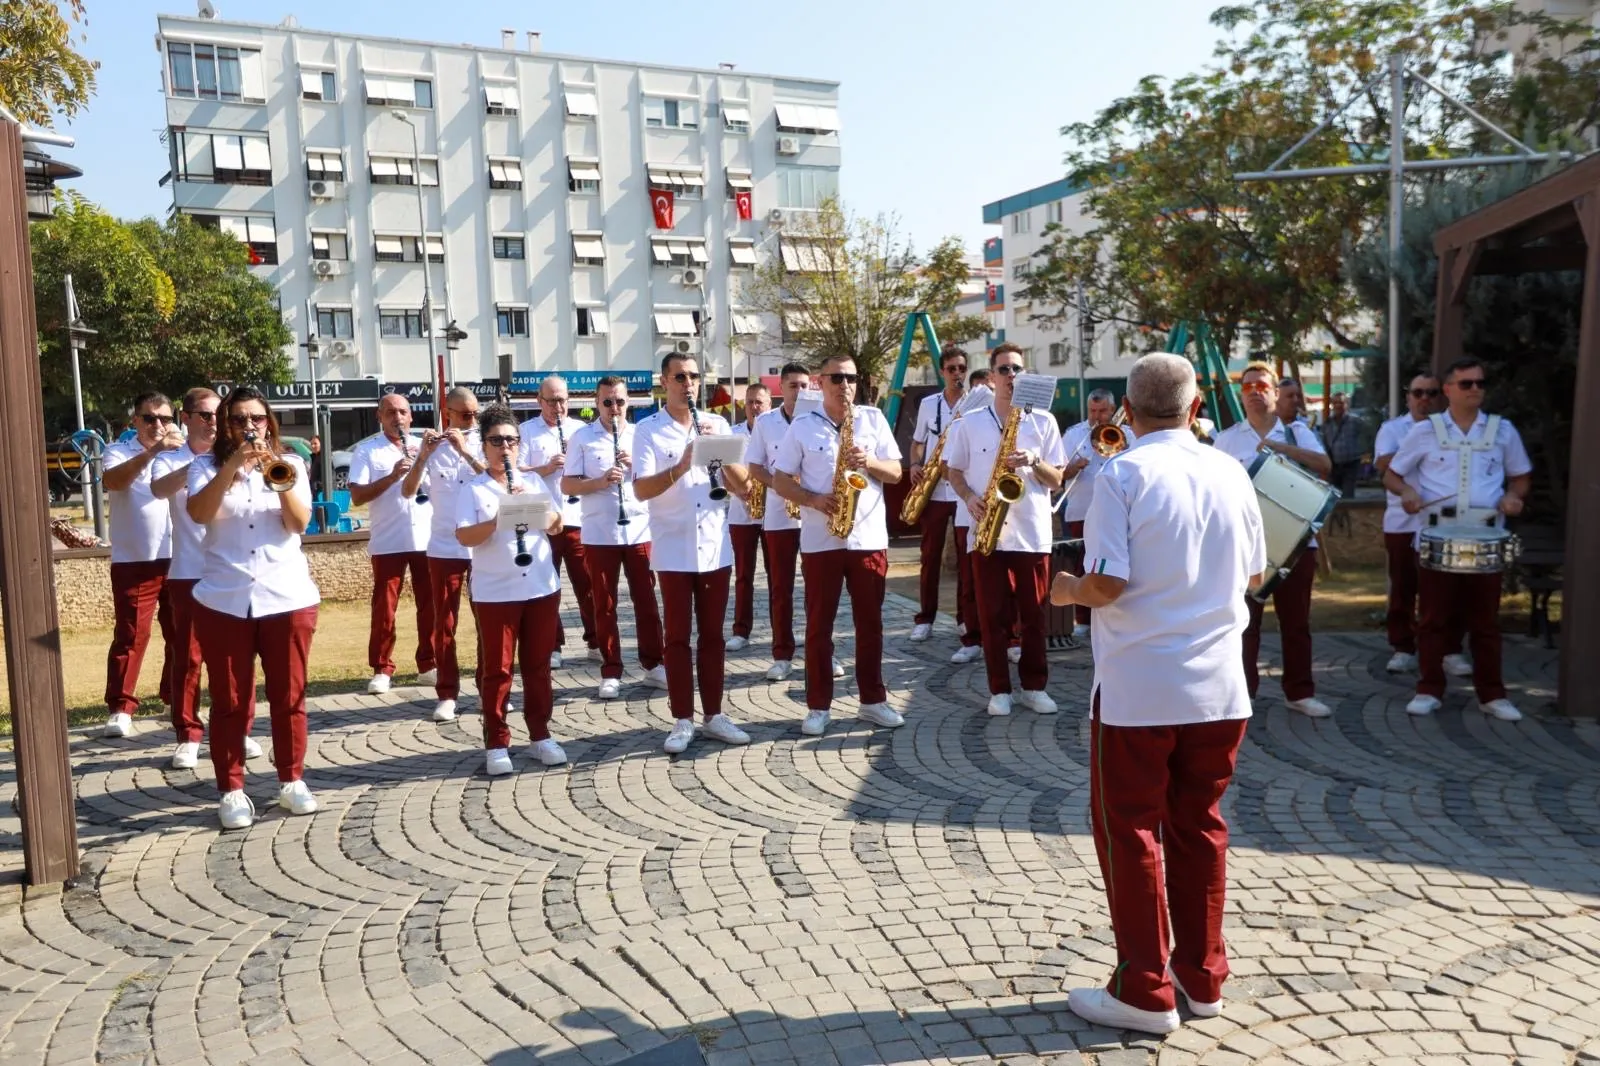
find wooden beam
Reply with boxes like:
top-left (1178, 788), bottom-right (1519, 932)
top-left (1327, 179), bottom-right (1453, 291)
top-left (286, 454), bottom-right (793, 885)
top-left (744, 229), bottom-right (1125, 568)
top-left (0, 123), bottom-right (79, 882)
top-left (1447, 240), bottom-right (1483, 304)
top-left (1500, 203), bottom-right (1583, 249)
top-left (1560, 195), bottom-right (1600, 716)
top-left (1432, 246), bottom-right (1467, 380)
top-left (1436, 153), bottom-right (1600, 254)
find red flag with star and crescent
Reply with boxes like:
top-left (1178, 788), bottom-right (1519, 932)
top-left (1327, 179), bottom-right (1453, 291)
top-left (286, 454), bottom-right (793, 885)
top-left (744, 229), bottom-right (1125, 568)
top-left (735, 189), bottom-right (753, 221)
top-left (652, 189), bottom-right (675, 230)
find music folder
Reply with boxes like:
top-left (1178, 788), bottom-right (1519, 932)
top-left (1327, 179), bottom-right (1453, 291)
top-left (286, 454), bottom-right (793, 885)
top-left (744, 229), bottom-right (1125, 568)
top-left (497, 492), bottom-right (550, 531)
top-left (692, 435), bottom-right (747, 467)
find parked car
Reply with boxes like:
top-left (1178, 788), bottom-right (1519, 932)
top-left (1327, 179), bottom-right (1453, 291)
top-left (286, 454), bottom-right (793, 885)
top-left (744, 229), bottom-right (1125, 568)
top-left (330, 428), bottom-right (426, 492)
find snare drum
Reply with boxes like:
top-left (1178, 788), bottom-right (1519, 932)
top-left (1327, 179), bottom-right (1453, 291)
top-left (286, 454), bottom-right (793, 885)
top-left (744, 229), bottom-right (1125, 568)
top-left (1247, 450), bottom-right (1341, 602)
top-left (1418, 525), bottom-right (1518, 574)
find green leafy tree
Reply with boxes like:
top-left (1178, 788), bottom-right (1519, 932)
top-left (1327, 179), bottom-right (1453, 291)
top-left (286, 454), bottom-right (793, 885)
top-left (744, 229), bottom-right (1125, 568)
top-left (912, 237), bottom-right (990, 370)
top-left (0, 0), bottom-right (97, 127)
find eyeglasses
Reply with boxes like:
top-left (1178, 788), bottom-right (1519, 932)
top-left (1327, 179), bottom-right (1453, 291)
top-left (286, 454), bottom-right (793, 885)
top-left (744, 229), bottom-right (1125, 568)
top-left (599, 398), bottom-right (626, 409)
top-left (944, 364), bottom-right (967, 373)
top-left (446, 406), bottom-right (477, 418)
top-left (227, 413), bottom-right (269, 427)
top-left (1408, 387), bottom-right (1441, 398)
top-left (484, 434), bottom-right (520, 447)
top-left (671, 372), bottom-right (701, 383)
top-left (824, 372), bottom-right (859, 385)
top-left (139, 413), bottom-right (175, 425)
top-left (993, 365), bottom-right (1022, 377)
top-left (1240, 381), bottom-right (1272, 395)
top-left (185, 410), bottom-right (218, 422)
top-left (1452, 378), bottom-right (1487, 390)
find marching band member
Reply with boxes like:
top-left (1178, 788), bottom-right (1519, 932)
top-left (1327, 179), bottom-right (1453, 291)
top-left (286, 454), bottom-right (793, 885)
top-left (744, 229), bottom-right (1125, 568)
top-left (151, 388), bottom-right (261, 768)
top-left (745, 364), bottom-right (810, 681)
top-left (101, 391), bottom-right (179, 738)
top-left (561, 376), bottom-right (667, 699)
top-left (519, 376), bottom-right (598, 666)
top-left (456, 405), bottom-right (568, 773)
top-left (186, 387), bottom-right (320, 830)
top-left (405, 387), bottom-right (486, 722)
top-left (1051, 354), bottom-right (1266, 1036)
top-left (1384, 357), bottom-right (1532, 721)
top-left (727, 383), bottom-right (771, 653)
top-left (1059, 388), bottom-right (1122, 642)
top-left (949, 367), bottom-right (991, 665)
top-left (907, 348), bottom-right (969, 643)
top-left (771, 355), bottom-right (905, 736)
top-left (348, 394), bottom-right (435, 694)
top-left (1374, 373), bottom-right (1444, 673)
top-left (1212, 362), bottom-right (1334, 718)
top-left (943, 344), bottom-right (1066, 716)
top-left (633, 355), bottom-right (754, 754)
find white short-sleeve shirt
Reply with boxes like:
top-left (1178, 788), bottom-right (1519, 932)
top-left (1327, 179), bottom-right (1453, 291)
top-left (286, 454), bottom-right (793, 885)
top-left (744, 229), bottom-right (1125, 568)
top-left (633, 408), bottom-right (734, 573)
top-left (911, 391), bottom-right (962, 504)
top-left (424, 431), bottom-right (483, 561)
top-left (1213, 417), bottom-right (1330, 548)
top-left (1387, 412), bottom-right (1532, 534)
top-left (941, 406), bottom-right (1065, 554)
top-left (1083, 430), bottom-right (1266, 726)
top-left (745, 408), bottom-right (803, 533)
top-left (519, 415), bottom-right (586, 528)
top-left (151, 445), bottom-right (206, 580)
top-left (457, 471), bottom-right (561, 603)
top-left (773, 406), bottom-right (901, 554)
top-left (563, 420), bottom-right (651, 547)
top-left (187, 454), bottom-right (320, 618)
top-left (1060, 420), bottom-right (1139, 524)
top-left (103, 439), bottom-right (173, 564)
top-left (727, 423), bottom-right (760, 527)
top-left (1375, 413), bottom-right (1428, 535)
top-left (347, 433), bottom-right (432, 556)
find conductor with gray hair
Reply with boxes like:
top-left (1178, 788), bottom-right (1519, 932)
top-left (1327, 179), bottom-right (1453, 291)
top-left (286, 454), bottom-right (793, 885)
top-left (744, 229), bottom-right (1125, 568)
top-left (1051, 352), bottom-right (1268, 1036)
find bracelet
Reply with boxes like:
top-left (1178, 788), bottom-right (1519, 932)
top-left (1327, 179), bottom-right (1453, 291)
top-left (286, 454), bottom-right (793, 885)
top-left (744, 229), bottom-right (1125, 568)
top-left (667, 468), bottom-right (677, 485)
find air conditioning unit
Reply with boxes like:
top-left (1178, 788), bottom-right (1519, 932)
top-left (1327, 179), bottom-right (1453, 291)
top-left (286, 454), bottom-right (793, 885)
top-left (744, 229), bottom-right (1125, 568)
top-left (308, 179), bottom-right (344, 200)
top-left (674, 338), bottom-right (699, 355)
top-left (328, 339), bottom-right (356, 357)
top-left (767, 208), bottom-right (786, 225)
top-left (312, 259), bottom-right (342, 278)
top-left (777, 136), bottom-right (800, 156)
top-left (681, 267), bottom-right (702, 286)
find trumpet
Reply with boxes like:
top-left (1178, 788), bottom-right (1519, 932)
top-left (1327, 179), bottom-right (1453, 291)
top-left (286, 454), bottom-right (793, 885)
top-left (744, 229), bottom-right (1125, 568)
top-left (505, 454), bottom-right (533, 567)
top-left (688, 396), bottom-right (728, 501)
top-left (611, 418), bottom-right (631, 526)
top-left (245, 432), bottom-right (298, 493)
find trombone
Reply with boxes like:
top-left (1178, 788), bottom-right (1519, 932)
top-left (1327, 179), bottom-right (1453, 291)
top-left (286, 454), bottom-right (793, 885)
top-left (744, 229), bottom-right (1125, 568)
top-left (1052, 408), bottom-right (1127, 514)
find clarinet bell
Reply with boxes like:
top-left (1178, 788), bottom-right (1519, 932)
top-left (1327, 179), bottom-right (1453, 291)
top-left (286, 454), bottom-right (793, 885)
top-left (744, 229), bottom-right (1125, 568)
top-left (513, 548), bottom-right (533, 566)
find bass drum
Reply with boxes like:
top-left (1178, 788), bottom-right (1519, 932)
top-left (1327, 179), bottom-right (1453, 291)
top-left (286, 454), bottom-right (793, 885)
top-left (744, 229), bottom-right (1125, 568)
top-left (1248, 450), bottom-right (1340, 603)
top-left (1418, 525), bottom-right (1518, 574)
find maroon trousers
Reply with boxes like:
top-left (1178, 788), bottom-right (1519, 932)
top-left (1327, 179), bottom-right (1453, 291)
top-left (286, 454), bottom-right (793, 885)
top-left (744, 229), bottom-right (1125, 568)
top-left (548, 528), bottom-right (597, 650)
top-left (195, 601), bottom-right (317, 794)
top-left (105, 559), bottom-right (175, 713)
top-left (800, 550), bottom-right (889, 710)
top-left (1417, 566), bottom-right (1506, 702)
top-left (972, 551), bottom-right (1049, 694)
top-left (585, 544), bottom-right (664, 679)
top-left (1243, 548), bottom-right (1316, 701)
top-left (1066, 520), bottom-right (1092, 627)
top-left (953, 528), bottom-right (983, 648)
top-left (369, 551), bottom-right (436, 677)
top-left (1384, 532), bottom-right (1421, 653)
top-left (428, 557), bottom-right (473, 700)
top-left (476, 594), bottom-right (560, 749)
top-left (1090, 696), bottom-right (1248, 1014)
top-left (729, 523), bottom-right (768, 639)
top-left (915, 501), bottom-right (961, 627)
top-left (657, 568), bottom-right (730, 721)
top-left (763, 529), bottom-right (801, 662)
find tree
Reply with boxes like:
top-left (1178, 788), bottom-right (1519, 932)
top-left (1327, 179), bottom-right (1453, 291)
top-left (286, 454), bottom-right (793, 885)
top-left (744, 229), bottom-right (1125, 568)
top-left (912, 237), bottom-right (990, 370)
top-left (0, 0), bottom-right (97, 127)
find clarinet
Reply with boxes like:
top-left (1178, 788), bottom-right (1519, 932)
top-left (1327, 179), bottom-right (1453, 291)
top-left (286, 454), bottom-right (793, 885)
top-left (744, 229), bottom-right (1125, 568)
top-left (505, 453), bottom-right (533, 567)
top-left (410, 438), bottom-right (429, 504)
top-left (555, 419), bottom-right (579, 504)
top-left (611, 417), bottom-right (632, 526)
top-left (687, 396), bottom-right (728, 501)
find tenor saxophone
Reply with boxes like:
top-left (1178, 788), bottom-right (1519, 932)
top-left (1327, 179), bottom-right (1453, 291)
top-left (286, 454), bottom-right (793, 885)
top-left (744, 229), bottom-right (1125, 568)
top-left (900, 421), bottom-right (953, 525)
top-left (824, 407), bottom-right (869, 540)
top-left (973, 406), bottom-right (1026, 556)
top-left (746, 478), bottom-right (767, 521)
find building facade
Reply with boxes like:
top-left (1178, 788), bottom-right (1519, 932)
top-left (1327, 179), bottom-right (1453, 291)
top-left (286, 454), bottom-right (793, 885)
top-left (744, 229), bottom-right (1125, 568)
top-left (156, 14), bottom-right (842, 418)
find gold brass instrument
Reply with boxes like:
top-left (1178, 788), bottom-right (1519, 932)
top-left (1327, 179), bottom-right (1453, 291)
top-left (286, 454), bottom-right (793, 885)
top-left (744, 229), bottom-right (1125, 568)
top-left (973, 406), bottom-right (1025, 556)
top-left (746, 478), bottom-right (767, 521)
top-left (246, 432), bottom-right (298, 493)
top-left (900, 421), bottom-right (954, 525)
top-left (784, 496), bottom-right (801, 520)
top-left (824, 407), bottom-right (869, 540)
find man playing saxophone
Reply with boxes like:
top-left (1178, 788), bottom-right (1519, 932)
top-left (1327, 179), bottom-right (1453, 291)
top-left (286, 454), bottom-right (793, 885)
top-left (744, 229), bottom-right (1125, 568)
top-left (771, 356), bottom-right (905, 737)
top-left (944, 343), bottom-right (1067, 717)
top-left (905, 347), bottom-right (970, 644)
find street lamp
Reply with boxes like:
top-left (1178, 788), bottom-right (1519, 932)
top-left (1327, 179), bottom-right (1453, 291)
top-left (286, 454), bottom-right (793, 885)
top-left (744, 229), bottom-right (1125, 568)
top-left (67, 310), bottom-right (102, 534)
top-left (389, 109), bottom-right (448, 417)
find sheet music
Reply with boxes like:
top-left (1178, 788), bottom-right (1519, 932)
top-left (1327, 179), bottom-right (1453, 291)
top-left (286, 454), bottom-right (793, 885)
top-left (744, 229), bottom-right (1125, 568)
top-left (692, 435), bottom-right (747, 467)
top-left (497, 493), bottom-right (550, 532)
top-left (1012, 373), bottom-right (1058, 411)
top-left (957, 384), bottom-right (994, 417)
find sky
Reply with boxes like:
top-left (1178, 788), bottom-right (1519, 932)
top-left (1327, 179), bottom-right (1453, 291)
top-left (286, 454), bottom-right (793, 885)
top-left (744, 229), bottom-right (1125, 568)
top-left (57, 0), bottom-right (1224, 254)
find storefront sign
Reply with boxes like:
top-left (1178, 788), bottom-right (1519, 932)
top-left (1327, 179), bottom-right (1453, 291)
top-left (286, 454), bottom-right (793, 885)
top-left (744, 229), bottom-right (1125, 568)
top-left (509, 370), bottom-right (655, 394)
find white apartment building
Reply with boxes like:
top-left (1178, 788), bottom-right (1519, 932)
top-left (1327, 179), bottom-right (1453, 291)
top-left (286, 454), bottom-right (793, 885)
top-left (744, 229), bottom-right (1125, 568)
top-left (155, 13), bottom-right (842, 418)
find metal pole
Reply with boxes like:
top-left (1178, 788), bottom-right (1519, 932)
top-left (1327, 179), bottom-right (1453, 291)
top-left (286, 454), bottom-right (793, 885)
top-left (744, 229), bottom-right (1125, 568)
top-left (398, 114), bottom-right (445, 426)
top-left (1387, 54), bottom-right (1404, 420)
top-left (65, 274), bottom-right (92, 523)
top-left (1075, 279), bottom-right (1088, 421)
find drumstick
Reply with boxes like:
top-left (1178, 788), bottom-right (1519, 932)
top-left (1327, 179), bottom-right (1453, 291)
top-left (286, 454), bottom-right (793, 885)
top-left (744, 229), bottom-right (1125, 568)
top-left (1416, 492), bottom-right (1457, 510)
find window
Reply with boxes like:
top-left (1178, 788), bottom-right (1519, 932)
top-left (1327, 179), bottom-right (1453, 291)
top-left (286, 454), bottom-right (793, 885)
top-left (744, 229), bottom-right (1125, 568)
top-left (489, 158), bottom-right (524, 190)
top-left (648, 165), bottom-right (704, 200)
top-left (176, 132), bottom-right (271, 186)
top-left (1012, 261), bottom-right (1031, 281)
top-left (1048, 342), bottom-right (1067, 366)
top-left (725, 167), bottom-right (753, 199)
top-left (370, 155), bottom-right (438, 186)
top-left (166, 41), bottom-right (264, 102)
top-left (644, 96), bottom-right (699, 130)
top-left (651, 310), bottom-right (700, 336)
top-left (781, 307), bottom-right (815, 344)
top-left (779, 237), bottom-right (839, 273)
top-left (483, 84), bottom-right (518, 115)
top-left (497, 306), bottom-right (530, 337)
top-left (575, 307), bottom-right (610, 337)
top-left (315, 307), bottom-right (354, 339)
top-left (567, 157), bottom-right (601, 193)
top-left (731, 311), bottom-right (764, 335)
top-left (729, 239), bottom-right (757, 267)
top-left (190, 213), bottom-right (278, 265)
top-left (374, 234), bottom-right (443, 263)
top-left (649, 236), bottom-right (708, 267)
top-left (305, 150), bottom-right (344, 181)
top-left (374, 235), bottom-right (406, 263)
top-left (774, 102), bottom-right (841, 134)
top-left (1010, 210), bottom-right (1032, 235)
top-left (493, 236), bottom-right (525, 260)
top-left (723, 105), bottom-right (752, 134)
top-left (564, 88), bottom-right (599, 118)
top-left (572, 231), bottom-right (605, 265)
top-left (300, 69), bottom-right (336, 102)
top-left (413, 79), bottom-right (433, 109)
top-left (1046, 200), bottom-right (1065, 225)
top-left (775, 166), bottom-right (840, 209)
top-left (364, 75), bottom-right (430, 108)
top-left (311, 230), bottom-right (349, 261)
top-left (379, 309), bottom-right (427, 338)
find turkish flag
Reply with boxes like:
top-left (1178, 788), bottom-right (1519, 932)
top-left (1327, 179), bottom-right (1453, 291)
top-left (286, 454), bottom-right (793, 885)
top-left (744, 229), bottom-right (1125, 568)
top-left (652, 189), bottom-right (675, 230)
top-left (247, 245), bottom-right (263, 266)
top-left (735, 189), bottom-right (753, 221)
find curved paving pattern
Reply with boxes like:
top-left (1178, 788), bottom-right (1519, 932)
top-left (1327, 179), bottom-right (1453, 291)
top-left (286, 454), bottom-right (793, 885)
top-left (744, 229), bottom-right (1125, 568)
top-left (2, 588), bottom-right (1597, 1066)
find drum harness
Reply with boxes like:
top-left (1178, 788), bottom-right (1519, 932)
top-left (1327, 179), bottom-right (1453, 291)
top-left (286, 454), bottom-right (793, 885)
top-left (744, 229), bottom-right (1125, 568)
top-left (1425, 413), bottom-right (1502, 530)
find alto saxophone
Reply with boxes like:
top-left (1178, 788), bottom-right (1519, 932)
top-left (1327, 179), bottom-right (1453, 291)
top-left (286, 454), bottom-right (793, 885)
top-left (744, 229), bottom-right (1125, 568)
top-left (900, 420), bottom-right (954, 525)
top-left (746, 470), bottom-right (768, 521)
top-left (825, 407), bottom-right (870, 540)
top-left (973, 406), bottom-right (1026, 556)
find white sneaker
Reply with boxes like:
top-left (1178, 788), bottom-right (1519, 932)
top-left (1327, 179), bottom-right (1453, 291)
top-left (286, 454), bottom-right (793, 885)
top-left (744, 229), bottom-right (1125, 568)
top-left (1481, 698), bottom-right (1524, 722)
top-left (800, 710), bottom-right (831, 736)
top-left (703, 714), bottom-right (751, 745)
top-left (765, 660), bottom-right (793, 682)
top-left (1406, 694), bottom-right (1441, 716)
top-left (277, 780), bottom-right (318, 816)
top-left (857, 703), bottom-right (904, 728)
top-left (1286, 697), bottom-right (1333, 718)
top-left (587, 646), bottom-right (602, 661)
top-left (644, 665), bottom-right (669, 689)
top-left (987, 693), bottom-right (1013, 716)
top-left (218, 790), bottom-right (255, 830)
top-left (831, 658), bottom-right (846, 679)
top-left (597, 678), bottom-right (622, 700)
top-left (528, 738), bottom-right (568, 765)
top-left (104, 712), bottom-right (133, 738)
top-left (726, 635), bottom-right (750, 651)
top-left (950, 645), bottom-right (982, 665)
top-left (485, 748), bottom-right (514, 775)
top-left (433, 699), bottom-right (458, 722)
top-left (909, 623), bottom-right (932, 642)
top-left (663, 719), bottom-right (695, 754)
top-left (1071, 623), bottom-right (1091, 641)
top-left (242, 735), bottom-right (264, 760)
top-left (416, 668), bottom-right (438, 686)
top-left (1066, 986), bottom-right (1180, 1035)
top-left (1443, 653), bottom-right (1473, 678)
top-left (170, 741), bottom-right (200, 769)
top-left (550, 651), bottom-right (564, 670)
top-left (1007, 646), bottom-right (1022, 664)
top-left (1386, 651), bottom-right (1417, 673)
top-left (1169, 969), bottom-right (1222, 1018)
top-left (1016, 690), bottom-right (1058, 715)
top-left (366, 673), bottom-right (391, 694)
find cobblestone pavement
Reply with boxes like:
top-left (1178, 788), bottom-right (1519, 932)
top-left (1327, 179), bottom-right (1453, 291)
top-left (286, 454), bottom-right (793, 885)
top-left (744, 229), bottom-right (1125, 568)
top-left (2, 586), bottom-right (1597, 1066)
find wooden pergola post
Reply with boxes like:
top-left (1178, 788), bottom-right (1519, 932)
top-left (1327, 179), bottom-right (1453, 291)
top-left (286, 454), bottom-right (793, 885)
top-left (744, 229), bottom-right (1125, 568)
top-left (1565, 197), bottom-right (1600, 713)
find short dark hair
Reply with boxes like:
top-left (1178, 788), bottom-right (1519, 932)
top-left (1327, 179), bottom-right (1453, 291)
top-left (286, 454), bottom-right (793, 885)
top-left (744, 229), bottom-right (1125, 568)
top-left (181, 387), bottom-right (219, 413)
top-left (1444, 357), bottom-right (1485, 382)
top-left (745, 382), bottom-right (770, 395)
top-left (595, 375), bottom-right (627, 390)
top-left (660, 352), bottom-right (696, 378)
top-left (989, 343), bottom-right (1024, 366)
top-left (477, 402), bottom-right (517, 439)
top-left (816, 353), bottom-right (855, 373)
top-left (133, 391), bottom-right (172, 414)
top-left (940, 347), bottom-right (968, 369)
top-left (969, 368), bottom-right (991, 385)
top-left (779, 362), bottom-right (810, 380)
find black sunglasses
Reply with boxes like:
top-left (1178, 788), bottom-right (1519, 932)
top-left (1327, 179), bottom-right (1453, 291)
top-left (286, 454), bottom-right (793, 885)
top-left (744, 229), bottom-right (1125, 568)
top-left (1408, 387), bottom-right (1441, 398)
top-left (1452, 378), bottom-right (1487, 390)
top-left (993, 364), bottom-right (1022, 376)
top-left (484, 434), bottom-right (520, 447)
top-left (139, 413), bottom-right (175, 425)
top-left (824, 372), bottom-right (859, 385)
top-left (944, 364), bottom-right (967, 373)
top-left (228, 413), bottom-right (269, 427)
top-left (185, 410), bottom-right (218, 422)
top-left (671, 372), bottom-right (702, 383)
top-left (600, 398), bottom-right (626, 409)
